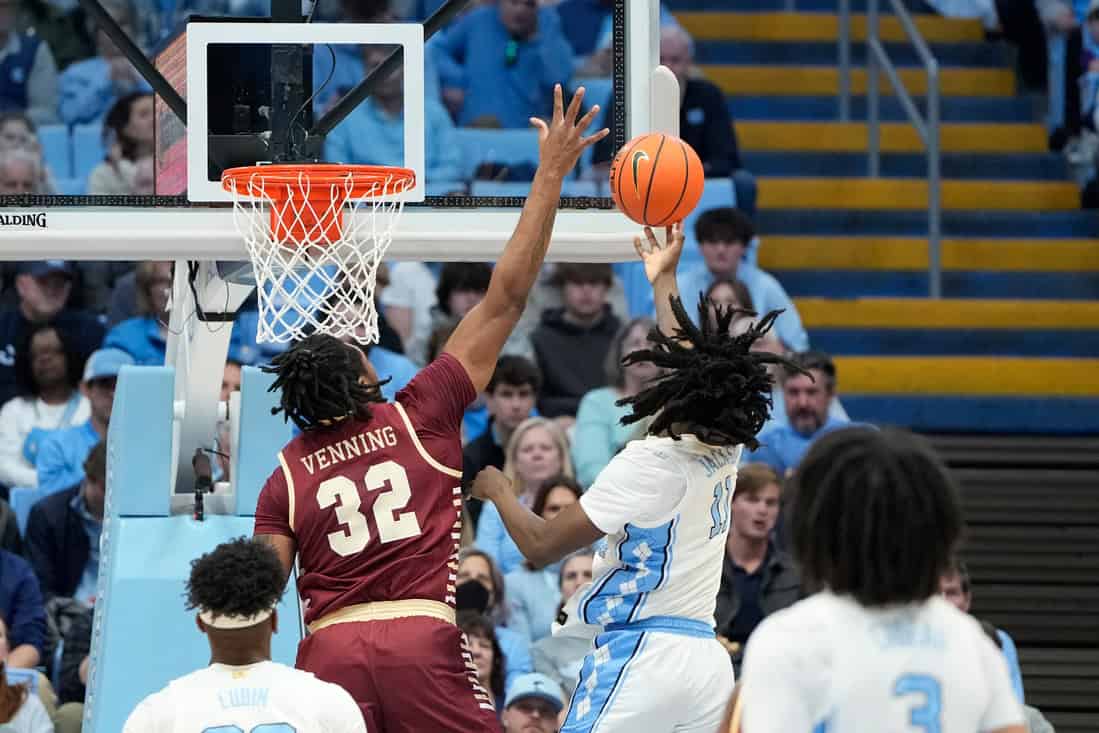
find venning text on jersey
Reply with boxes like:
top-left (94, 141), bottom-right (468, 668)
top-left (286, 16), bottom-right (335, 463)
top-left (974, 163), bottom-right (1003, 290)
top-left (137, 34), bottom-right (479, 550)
top-left (298, 426), bottom-right (400, 475)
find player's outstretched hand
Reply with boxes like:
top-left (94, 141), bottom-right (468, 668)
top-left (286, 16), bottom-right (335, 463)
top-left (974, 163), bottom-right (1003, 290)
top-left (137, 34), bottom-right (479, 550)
top-left (634, 222), bottom-right (685, 285)
top-left (470, 466), bottom-right (513, 503)
top-left (532, 84), bottom-right (610, 179)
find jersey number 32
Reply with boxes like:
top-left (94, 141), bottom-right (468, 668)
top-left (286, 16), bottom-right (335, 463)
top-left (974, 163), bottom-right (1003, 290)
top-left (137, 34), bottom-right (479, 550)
top-left (317, 460), bottom-right (424, 556)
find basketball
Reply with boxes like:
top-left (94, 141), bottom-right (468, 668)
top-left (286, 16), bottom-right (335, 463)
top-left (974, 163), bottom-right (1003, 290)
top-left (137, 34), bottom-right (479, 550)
top-left (609, 132), bottom-right (705, 227)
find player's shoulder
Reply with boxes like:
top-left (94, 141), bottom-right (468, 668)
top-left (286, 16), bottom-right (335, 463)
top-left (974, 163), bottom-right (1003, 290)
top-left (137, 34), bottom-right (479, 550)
top-left (601, 436), bottom-right (690, 483)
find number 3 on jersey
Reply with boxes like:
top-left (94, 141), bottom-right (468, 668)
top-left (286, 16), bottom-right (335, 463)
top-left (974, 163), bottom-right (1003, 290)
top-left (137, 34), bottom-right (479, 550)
top-left (317, 460), bottom-right (423, 556)
top-left (894, 674), bottom-right (942, 733)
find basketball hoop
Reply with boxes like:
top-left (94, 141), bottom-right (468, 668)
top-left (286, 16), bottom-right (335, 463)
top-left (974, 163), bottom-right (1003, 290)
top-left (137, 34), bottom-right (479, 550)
top-left (222, 163), bottom-right (416, 345)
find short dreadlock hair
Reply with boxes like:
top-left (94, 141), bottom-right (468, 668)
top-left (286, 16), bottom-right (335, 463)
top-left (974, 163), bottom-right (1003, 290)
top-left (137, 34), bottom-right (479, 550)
top-left (262, 333), bottom-right (386, 432)
top-left (617, 295), bottom-right (799, 449)
top-left (185, 538), bottom-right (284, 620)
top-left (789, 427), bottom-right (963, 607)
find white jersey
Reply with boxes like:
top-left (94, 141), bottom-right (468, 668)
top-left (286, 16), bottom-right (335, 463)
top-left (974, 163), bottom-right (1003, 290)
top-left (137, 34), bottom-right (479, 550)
top-left (740, 592), bottom-right (1025, 733)
top-left (575, 435), bottom-right (741, 628)
top-left (122, 660), bottom-right (366, 733)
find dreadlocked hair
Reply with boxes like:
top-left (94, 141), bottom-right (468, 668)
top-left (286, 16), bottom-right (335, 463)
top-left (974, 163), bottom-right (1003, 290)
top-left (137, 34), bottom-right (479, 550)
top-left (261, 334), bottom-right (387, 432)
top-left (185, 537), bottom-right (285, 619)
top-left (616, 295), bottom-right (802, 449)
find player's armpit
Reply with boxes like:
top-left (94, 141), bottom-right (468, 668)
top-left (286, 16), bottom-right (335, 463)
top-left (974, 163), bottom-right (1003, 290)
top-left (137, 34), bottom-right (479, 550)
top-left (255, 533), bottom-right (296, 585)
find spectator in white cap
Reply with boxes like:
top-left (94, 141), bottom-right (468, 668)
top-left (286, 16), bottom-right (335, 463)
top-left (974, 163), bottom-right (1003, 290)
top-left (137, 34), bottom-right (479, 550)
top-left (503, 672), bottom-right (565, 733)
top-left (36, 348), bottom-right (134, 495)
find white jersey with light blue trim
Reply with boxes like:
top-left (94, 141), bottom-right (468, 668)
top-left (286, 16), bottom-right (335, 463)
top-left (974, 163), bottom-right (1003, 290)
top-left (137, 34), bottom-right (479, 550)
top-left (740, 592), bottom-right (1026, 733)
top-left (575, 434), bottom-right (741, 628)
top-left (122, 660), bottom-right (367, 733)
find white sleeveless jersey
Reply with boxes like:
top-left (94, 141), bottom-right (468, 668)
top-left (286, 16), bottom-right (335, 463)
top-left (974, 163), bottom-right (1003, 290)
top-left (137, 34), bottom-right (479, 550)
top-left (574, 435), bottom-right (741, 628)
top-left (740, 592), bottom-right (1025, 733)
top-left (122, 660), bottom-right (366, 733)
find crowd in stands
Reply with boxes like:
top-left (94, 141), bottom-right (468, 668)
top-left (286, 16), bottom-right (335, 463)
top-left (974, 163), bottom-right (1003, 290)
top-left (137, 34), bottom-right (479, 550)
top-left (929, 0), bottom-right (1099, 202)
top-left (0, 0), bottom-right (1061, 731)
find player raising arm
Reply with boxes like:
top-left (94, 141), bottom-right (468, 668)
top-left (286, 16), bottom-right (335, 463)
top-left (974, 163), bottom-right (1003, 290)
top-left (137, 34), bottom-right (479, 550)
top-left (472, 224), bottom-right (797, 732)
top-left (252, 84), bottom-right (606, 733)
top-left (123, 538), bottom-right (365, 733)
top-left (737, 427), bottom-right (1027, 733)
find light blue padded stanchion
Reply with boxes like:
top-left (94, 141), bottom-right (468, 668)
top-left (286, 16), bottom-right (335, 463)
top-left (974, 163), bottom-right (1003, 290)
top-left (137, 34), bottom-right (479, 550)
top-left (84, 365), bottom-right (297, 732)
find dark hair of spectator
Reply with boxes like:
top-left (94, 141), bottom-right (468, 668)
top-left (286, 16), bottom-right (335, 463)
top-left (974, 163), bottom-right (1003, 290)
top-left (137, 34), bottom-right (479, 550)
top-left (102, 91), bottom-right (152, 161)
top-left (456, 611), bottom-right (506, 703)
top-left (695, 207), bottom-right (754, 247)
top-left (532, 475), bottom-right (582, 518)
top-left (945, 555), bottom-right (971, 595)
top-left (551, 263), bottom-right (613, 288)
top-left (780, 350), bottom-right (837, 391)
top-left (261, 333), bottom-right (386, 432)
top-left (735, 463), bottom-right (781, 501)
top-left (486, 355), bottom-right (542, 395)
top-left (604, 317), bottom-right (656, 388)
top-left (425, 318), bottom-right (459, 364)
top-left (617, 296), bottom-right (799, 448)
top-left (789, 427), bottom-right (964, 607)
top-left (704, 278), bottom-right (754, 313)
top-left (0, 614), bottom-right (27, 723)
top-left (185, 538), bottom-right (285, 620)
top-left (15, 323), bottom-right (84, 398)
top-left (84, 440), bottom-right (107, 484)
top-left (435, 263), bottom-right (492, 317)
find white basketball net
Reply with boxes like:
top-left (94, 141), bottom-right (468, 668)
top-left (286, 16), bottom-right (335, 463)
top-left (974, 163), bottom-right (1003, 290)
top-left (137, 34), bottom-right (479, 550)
top-left (225, 167), bottom-right (412, 345)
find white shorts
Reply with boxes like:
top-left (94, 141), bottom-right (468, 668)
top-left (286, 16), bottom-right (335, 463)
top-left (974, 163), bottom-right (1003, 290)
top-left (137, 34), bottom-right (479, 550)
top-left (560, 617), bottom-right (735, 733)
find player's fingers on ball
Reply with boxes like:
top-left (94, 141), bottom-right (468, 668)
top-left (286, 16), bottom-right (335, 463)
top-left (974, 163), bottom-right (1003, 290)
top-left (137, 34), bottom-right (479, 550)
top-left (644, 226), bottom-right (659, 247)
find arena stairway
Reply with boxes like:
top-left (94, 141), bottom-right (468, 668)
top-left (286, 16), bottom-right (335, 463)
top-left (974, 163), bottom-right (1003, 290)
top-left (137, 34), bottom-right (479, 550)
top-left (666, 0), bottom-right (1099, 436)
top-left (665, 3), bottom-right (1099, 729)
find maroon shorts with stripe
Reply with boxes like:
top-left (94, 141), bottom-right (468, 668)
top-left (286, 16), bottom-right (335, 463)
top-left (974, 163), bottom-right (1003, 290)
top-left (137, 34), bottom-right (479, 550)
top-left (297, 616), bottom-right (502, 733)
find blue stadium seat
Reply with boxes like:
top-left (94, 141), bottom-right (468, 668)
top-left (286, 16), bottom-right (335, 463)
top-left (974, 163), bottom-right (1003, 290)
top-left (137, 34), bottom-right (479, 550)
top-left (54, 177), bottom-right (86, 195)
top-left (36, 124), bottom-right (70, 179)
top-left (453, 128), bottom-right (540, 181)
top-left (71, 124), bottom-right (106, 181)
top-left (470, 180), bottom-right (536, 197)
top-left (9, 486), bottom-right (42, 535)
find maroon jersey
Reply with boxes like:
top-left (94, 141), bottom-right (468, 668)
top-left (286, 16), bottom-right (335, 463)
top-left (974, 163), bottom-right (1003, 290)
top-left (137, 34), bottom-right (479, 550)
top-left (254, 353), bottom-right (477, 627)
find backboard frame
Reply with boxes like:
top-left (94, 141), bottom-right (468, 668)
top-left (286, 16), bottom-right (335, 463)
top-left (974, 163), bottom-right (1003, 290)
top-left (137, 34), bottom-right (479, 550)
top-left (185, 22), bottom-right (427, 203)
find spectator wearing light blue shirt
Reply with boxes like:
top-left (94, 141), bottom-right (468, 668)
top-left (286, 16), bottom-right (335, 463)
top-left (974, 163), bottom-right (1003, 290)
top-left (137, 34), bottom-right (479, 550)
top-left (325, 45), bottom-right (462, 182)
top-left (677, 208), bottom-right (808, 352)
top-left (58, 0), bottom-right (152, 126)
top-left (36, 349), bottom-right (134, 495)
top-left (432, 1), bottom-right (574, 128)
top-left (743, 351), bottom-right (853, 477)
top-left (102, 261), bottom-right (172, 365)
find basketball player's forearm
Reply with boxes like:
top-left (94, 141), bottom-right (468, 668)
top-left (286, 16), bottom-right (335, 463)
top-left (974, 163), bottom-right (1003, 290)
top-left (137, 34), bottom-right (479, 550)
top-left (491, 168), bottom-right (565, 307)
top-left (489, 489), bottom-right (555, 567)
top-left (652, 272), bottom-right (681, 337)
